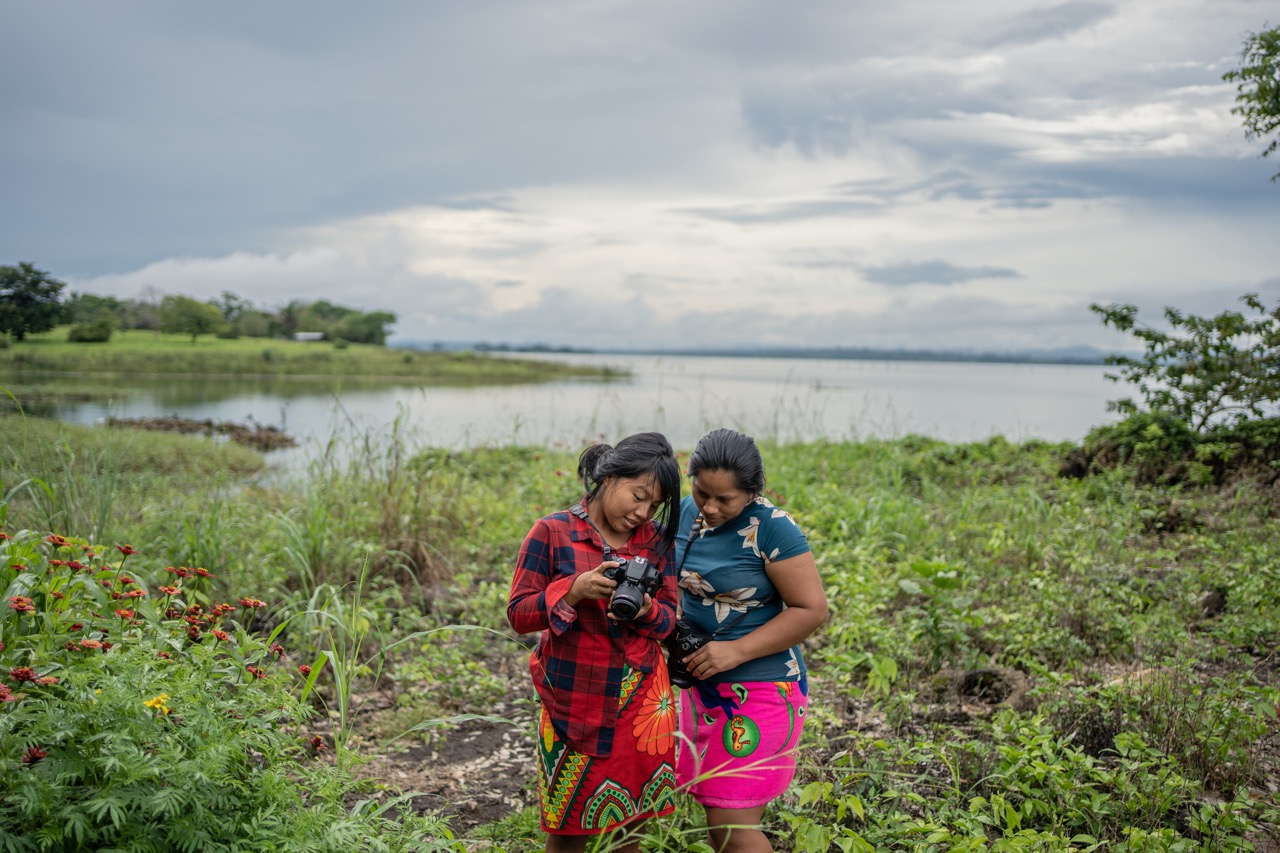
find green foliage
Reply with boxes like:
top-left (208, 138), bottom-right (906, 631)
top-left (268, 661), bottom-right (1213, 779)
top-left (66, 316), bottom-right (115, 343)
top-left (0, 328), bottom-right (616, 383)
top-left (158, 295), bottom-right (229, 343)
top-left (1223, 25), bottom-right (1280, 180)
top-left (1091, 293), bottom-right (1280, 431)
top-left (0, 528), bottom-right (464, 851)
top-left (2, 417), bottom-right (1279, 851)
top-left (0, 263), bottom-right (66, 343)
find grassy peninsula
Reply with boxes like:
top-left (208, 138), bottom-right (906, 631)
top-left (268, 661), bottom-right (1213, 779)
top-left (1, 412), bottom-right (1277, 851)
top-left (0, 327), bottom-right (620, 385)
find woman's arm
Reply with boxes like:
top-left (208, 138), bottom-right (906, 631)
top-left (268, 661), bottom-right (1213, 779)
top-left (680, 551), bottom-right (828, 679)
top-left (506, 520), bottom-right (579, 635)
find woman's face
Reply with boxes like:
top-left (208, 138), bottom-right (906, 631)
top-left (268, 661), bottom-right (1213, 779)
top-left (598, 473), bottom-right (663, 537)
top-left (690, 468), bottom-right (754, 528)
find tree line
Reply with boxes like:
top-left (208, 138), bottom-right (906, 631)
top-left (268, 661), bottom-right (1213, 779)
top-left (0, 262), bottom-right (396, 346)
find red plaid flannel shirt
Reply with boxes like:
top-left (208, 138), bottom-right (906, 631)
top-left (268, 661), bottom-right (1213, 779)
top-left (507, 503), bottom-right (677, 758)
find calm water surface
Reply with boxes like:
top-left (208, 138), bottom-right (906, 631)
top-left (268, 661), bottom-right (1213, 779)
top-left (9, 353), bottom-right (1119, 464)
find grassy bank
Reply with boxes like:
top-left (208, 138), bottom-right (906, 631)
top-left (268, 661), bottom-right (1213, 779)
top-left (1, 421), bottom-right (1277, 851)
top-left (0, 328), bottom-right (620, 384)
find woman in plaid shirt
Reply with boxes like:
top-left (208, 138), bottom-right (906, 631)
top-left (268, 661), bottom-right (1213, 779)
top-left (507, 432), bottom-right (681, 852)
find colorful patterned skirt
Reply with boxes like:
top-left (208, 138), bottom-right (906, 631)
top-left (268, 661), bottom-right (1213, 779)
top-left (676, 679), bottom-right (808, 809)
top-left (537, 663), bottom-right (678, 835)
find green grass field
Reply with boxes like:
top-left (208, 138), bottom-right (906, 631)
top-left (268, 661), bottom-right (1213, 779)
top-left (0, 327), bottom-right (619, 383)
top-left (1, 419), bottom-right (1277, 851)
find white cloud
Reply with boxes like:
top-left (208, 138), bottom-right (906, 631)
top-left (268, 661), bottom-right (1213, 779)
top-left (10, 0), bottom-right (1280, 352)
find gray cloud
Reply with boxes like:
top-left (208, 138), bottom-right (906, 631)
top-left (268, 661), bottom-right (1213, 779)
top-left (981, 1), bottom-right (1118, 48)
top-left (3, 0), bottom-right (1277, 352)
top-left (863, 261), bottom-right (1021, 287)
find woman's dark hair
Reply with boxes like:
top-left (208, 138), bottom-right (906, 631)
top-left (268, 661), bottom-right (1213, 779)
top-left (687, 428), bottom-right (766, 494)
top-left (578, 431), bottom-right (681, 555)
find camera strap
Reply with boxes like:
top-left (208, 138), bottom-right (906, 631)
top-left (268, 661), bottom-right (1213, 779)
top-left (569, 501), bottom-right (619, 563)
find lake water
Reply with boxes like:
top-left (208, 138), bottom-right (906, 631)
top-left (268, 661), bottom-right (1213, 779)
top-left (7, 353), bottom-right (1120, 466)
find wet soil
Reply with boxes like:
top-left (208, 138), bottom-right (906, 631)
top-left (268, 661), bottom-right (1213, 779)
top-left (106, 415), bottom-right (297, 451)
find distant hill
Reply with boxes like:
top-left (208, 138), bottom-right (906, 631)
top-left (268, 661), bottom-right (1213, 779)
top-left (389, 340), bottom-right (1110, 365)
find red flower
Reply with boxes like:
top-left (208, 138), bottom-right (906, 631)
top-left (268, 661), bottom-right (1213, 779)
top-left (48, 559), bottom-right (68, 567)
top-left (164, 566), bottom-right (191, 578)
top-left (8, 563), bottom-right (25, 571)
top-left (237, 597), bottom-right (266, 609)
top-left (69, 623), bottom-right (83, 631)
top-left (50, 591), bottom-right (65, 600)
top-left (159, 586), bottom-right (179, 596)
top-left (21, 746), bottom-right (47, 765)
top-left (119, 576), bottom-right (135, 585)
top-left (7, 597), bottom-right (35, 613)
top-left (9, 667), bottom-right (37, 683)
top-left (101, 641), bottom-right (113, 650)
top-left (297, 665), bottom-right (312, 677)
top-left (65, 560), bottom-right (85, 571)
top-left (116, 544), bottom-right (139, 556)
top-left (308, 735), bottom-right (326, 751)
top-left (156, 651), bottom-right (172, 660)
top-left (0, 531), bottom-right (10, 540)
top-left (212, 629), bottom-right (230, 642)
top-left (0, 684), bottom-right (14, 702)
top-left (246, 666), bottom-right (266, 680)
top-left (44, 534), bottom-right (71, 548)
top-left (113, 609), bottom-right (135, 619)
top-left (193, 567), bottom-right (214, 578)
top-left (269, 644), bottom-right (286, 659)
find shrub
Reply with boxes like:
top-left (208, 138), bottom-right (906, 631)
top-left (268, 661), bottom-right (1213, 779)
top-left (1091, 293), bottom-right (1280, 432)
top-left (66, 317), bottom-right (114, 344)
top-left (0, 528), bottom-right (463, 851)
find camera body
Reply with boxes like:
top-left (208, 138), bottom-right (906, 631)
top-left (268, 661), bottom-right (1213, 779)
top-left (667, 618), bottom-right (711, 689)
top-left (602, 556), bottom-right (662, 621)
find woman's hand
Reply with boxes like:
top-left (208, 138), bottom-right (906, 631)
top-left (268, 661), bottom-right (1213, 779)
top-left (563, 562), bottom-right (620, 607)
top-left (681, 640), bottom-right (748, 680)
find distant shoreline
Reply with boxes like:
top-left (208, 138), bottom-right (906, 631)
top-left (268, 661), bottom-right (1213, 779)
top-left (394, 340), bottom-right (1111, 366)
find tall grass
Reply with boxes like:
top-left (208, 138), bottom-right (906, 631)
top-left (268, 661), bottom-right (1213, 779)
top-left (2, 413), bottom-right (1277, 850)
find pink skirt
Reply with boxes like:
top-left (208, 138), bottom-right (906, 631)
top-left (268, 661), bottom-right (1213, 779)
top-left (676, 680), bottom-right (808, 809)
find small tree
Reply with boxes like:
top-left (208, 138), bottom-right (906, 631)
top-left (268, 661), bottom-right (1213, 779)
top-left (158, 295), bottom-right (228, 343)
top-left (1223, 26), bottom-right (1280, 181)
top-left (0, 262), bottom-right (67, 341)
top-left (1090, 293), bottom-right (1280, 432)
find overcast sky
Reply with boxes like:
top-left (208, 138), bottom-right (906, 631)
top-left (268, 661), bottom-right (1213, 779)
top-left (2, 0), bottom-right (1276, 351)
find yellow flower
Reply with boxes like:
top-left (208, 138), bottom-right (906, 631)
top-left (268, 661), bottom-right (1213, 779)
top-left (144, 693), bottom-right (171, 714)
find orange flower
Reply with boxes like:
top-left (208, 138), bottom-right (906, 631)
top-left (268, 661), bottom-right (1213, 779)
top-left (44, 534), bottom-right (71, 548)
top-left (631, 678), bottom-right (677, 756)
top-left (7, 597), bottom-right (35, 613)
top-left (113, 609), bottom-right (135, 619)
top-left (246, 666), bottom-right (266, 680)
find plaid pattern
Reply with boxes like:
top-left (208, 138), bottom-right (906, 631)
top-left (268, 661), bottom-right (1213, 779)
top-left (508, 503), bottom-right (677, 758)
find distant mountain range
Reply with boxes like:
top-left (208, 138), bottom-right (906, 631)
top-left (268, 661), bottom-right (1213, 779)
top-left (390, 340), bottom-right (1112, 365)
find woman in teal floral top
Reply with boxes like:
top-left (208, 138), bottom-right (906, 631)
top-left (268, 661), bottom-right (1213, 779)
top-left (672, 428), bottom-right (828, 853)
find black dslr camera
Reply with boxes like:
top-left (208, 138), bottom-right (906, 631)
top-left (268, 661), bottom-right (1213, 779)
top-left (667, 618), bottom-right (711, 689)
top-left (602, 556), bottom-right (662, 621)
